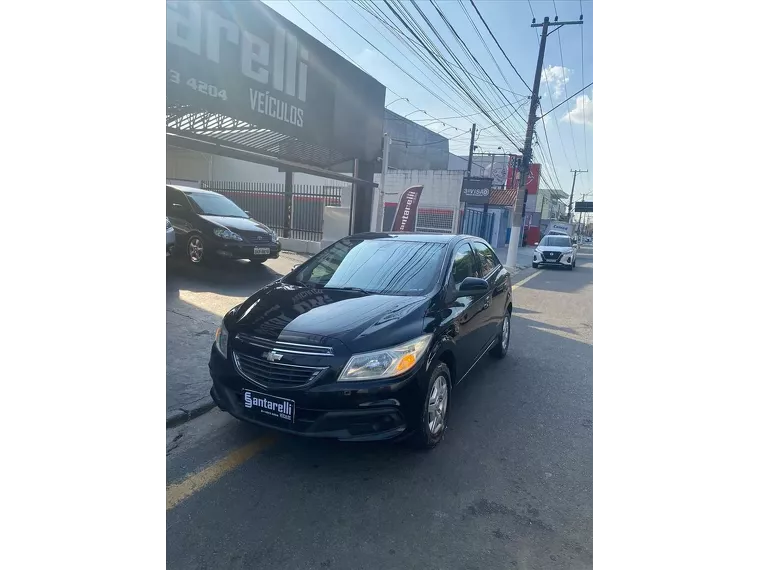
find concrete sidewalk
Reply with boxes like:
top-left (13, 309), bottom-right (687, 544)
top-left (495, 245), bottom-right (535, 273)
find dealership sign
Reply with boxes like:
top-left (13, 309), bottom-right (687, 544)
top-left (459, 177), bottom-right (493, 205)
top-left (391, 185), bottom-right (424, 232)
top-left (166, 1), bottom-right (385, 162)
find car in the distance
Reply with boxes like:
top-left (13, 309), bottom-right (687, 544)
top-left (208, 233), bottom-right (513, 449)
top-left (166, 184), bottom-right (281, 264)
top-left (532, 234), bottom-right (578, 270)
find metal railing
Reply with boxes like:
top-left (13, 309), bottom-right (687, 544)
top-left (200, 181), bottom-right (345, 242)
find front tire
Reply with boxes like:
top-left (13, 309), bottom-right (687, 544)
top-left (187, 235), bottom-right (206, 264)
top-left (408, 362), bottom-right (451, 450)
top-left (532, 262), bottom-right (539, 269)
top-left (490, 310), bottom-right (511, 359)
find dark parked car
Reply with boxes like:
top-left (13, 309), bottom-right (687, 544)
top-left (209, 233), bottom-right (513, 449)
top-left (166, 184), bottom-right (281, 264)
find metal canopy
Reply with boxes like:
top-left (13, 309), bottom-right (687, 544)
top-left (167, 102), bottom-right (361, 174)
top-left (166, 104), bottom-right (377, 185)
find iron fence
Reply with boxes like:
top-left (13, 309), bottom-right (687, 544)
top-left (382, 204), bottom-right (455, 234)
top-left (200, 181), bottom-right (344, 241)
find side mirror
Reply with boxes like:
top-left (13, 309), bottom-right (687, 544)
top-left (533, 242), bottom-right (539, 246)
top-left (292, 264), bottom-right (301, 271)
top-left (456, 277), bottom-right (489, 297)
top-left (244, 211), bottom-right (251, 216)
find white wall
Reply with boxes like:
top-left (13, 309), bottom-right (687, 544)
top-left (372, 169), bottom-right (465, 232)
top-left (166, 145), bottom-right (351, 189)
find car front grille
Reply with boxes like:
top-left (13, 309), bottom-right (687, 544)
top-left (233, 351), bottom-right (326, 388)
top-left (544, 251), bottom-right (560, 259)
top-left (238, 231), bottom-right (274, 244)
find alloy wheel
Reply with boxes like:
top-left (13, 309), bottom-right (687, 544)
top-left (188, 236), bottom-right (204, 263)
top-left (427, 376), bottom-right (448, 435)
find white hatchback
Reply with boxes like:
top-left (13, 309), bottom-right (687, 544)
top-left (532, 234), bottom-right (578, 270)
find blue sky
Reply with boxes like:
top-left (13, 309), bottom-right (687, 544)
top-left (263, 0), bottom-right (593, 198)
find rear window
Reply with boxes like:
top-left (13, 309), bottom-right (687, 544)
top-left (289, 239), bottom-right (446, 296)
top-left (540, 236), bottom-right (572, 247)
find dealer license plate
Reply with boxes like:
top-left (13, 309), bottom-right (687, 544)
top-left (243, 389), bottom-right (295, 422)
top-left (253, 247), bottom-right (271, 255)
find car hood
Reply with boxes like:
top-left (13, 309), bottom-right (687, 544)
top-left (199, 215), bottom-right (271, 234)
top-left (228, 282), bottom-right (429, 353)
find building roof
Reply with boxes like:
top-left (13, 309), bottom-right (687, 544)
top-left (488, 188), bottom-right (517, 207)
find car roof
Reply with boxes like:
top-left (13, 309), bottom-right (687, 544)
top-left (349, 232), bottom-right (484, 244)
top-left (166, 184), bottom-right (218, 195)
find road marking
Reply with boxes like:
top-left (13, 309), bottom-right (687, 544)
top-left (512, 270), bottom-right (542, 289)
top-left (166, 434), bottom-right (278, 511)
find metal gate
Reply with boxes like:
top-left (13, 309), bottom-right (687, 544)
top-left (461, 208), bottom-right (495, 240)
top-left (199, 181), bottom-right (345, 241)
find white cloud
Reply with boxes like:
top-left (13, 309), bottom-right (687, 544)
top-left (541, 65), bottom-right (572, 98)
top-left (561, 94), bottom-right (593, 126)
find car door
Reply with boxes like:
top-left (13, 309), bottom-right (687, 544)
top-left (471, 241), bottom-right (508, 347)
top-left (446, 242), bottom-right (488, 378)
top-left (166, 187), bottom-right (195, 243)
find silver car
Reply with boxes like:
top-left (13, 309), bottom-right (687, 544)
top-left (167, 217), bottom-right (176, 256)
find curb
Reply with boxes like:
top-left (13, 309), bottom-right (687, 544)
top-left (166, 398), bottom-right (217, 429)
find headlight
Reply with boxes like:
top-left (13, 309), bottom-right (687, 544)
top-left (215, 322), bottom-right (229, 358)
top-left (213, 228), bottom-right (243, 241)
top-left (338, 334), bottom-right (433, 382)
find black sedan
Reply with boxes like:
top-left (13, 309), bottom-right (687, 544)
top-left (166, 185), bottom-right (281, 264)
top-left (208, 233), bottom-right (513, 449)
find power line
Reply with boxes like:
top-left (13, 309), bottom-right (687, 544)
top-left (287, 1), bottom-right (472, 139)
top-left (468, 0), bottom-right (532, 91)
top-left (383, 0), bottom-right (523, 150)
top-left (538, 83), bottom-right (593, 119)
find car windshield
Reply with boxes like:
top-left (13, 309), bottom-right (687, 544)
top-left (540, 236), bottom-right (572, 247)
top-left (288, 238), bottom-right (447, 296)
top-left (186, 192), bottom-right (248, 218)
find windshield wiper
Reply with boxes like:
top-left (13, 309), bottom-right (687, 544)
top-left (324, 286), bottom-right (373, 295)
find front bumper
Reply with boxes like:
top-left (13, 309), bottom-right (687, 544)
top-left (213, 239), bottom-right (281, 260)
top-left (208, 346), bottom-right (423, 441)
top-left (534, 251), bottom-right (573, 266)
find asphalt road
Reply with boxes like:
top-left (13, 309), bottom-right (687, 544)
top-left (166, 247), bottom-right (593, 570)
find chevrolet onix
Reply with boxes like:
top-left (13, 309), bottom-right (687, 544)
top-left (209, 233), bottom-right (513, 449)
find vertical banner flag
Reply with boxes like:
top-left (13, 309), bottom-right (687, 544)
top-left (391, 185), bottom-right (424, 231)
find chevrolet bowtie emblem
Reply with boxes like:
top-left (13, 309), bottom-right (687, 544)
top-left (263, 350), bottom-right (283, 362)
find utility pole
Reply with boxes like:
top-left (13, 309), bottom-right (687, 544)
top-left (458, 123), bottom-right (477, 233)
top-left (567, 169), bottom-right (588, 228)
top-left (505, 15), bottom-right (584, 269)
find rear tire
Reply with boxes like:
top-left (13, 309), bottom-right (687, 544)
top-left (408, 362), bottom-right (451, 450)
top-left (490, 310), bottom-right (511, 359)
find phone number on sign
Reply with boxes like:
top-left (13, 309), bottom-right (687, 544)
top-left (168, 69), bottom-right (227, 100)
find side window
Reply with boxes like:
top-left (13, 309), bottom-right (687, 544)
top-left (472, 242), bottom-right (499, 277)
top-left (166, 188), bottom-right (189, 213)
top-left (451, 243), bottom-right (477, 287)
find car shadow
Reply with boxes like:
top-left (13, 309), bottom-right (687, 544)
top-left (167, 255), bottom-right (284, 299)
